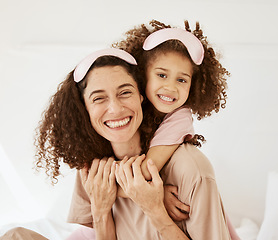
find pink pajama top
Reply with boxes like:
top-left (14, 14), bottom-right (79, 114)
top-left (150, 107), bottom-right (194, 147)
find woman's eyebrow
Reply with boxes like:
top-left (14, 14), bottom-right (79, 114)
top-left (88, 83), bottom-right (135, 99)
top-left (88, 89), bottom-right (104, 99)
top-left (117, 83), bottom-right (136, 90)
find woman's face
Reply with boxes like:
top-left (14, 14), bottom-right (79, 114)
top-left (83, 65), bottom-right (143, 144)
top-left (145, 51), bottom-right (193, 114)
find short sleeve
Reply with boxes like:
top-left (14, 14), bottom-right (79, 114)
top-left (149, 107), bottom-right (194, 148)
top-left (67, 171), bottom-right (93, 225)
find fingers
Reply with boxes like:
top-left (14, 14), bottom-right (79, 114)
top-left (168, 207), bottom-right (189, 222)
top-left (164, 185), bottom-right (190, 221)
top-left (103, 157), bottom-right (114, 182)
top-left (115, 155), bottom-right (145, 189)
top-left (109, 161), bottom-right (117, 187)
top-left (131, 155), bottom-right (145, 181)
top-left (166, 185), bottom-right (179, 197)
top-left (147, 159), bottom-right (162, 185)
top-left (164, 193), bottom-right (189, 221)
top-left (81, 159), bottom-right (100, 186)
top-left (86, 159), bottom-right (100, 184)
top-left (115, 156), bottom-right (128, 190)
top-left (165, 185), bottom-right (190, 213)
top-left (123, 156), bottom-right (137, 182)
top-left (176, 201), bottom-right (190, 214)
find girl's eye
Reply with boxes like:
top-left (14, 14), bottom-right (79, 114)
top-left (158, 73), bottom-right (167, 79)
top-left (177, 78), bottom-right (187, 83)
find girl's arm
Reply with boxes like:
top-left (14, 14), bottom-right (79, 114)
top-left (141, 144), bottom-right (179, 180)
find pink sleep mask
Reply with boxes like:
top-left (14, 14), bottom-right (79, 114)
top-left (73, 48), bottom-right (137, 83)
top-left (143, 28), bottom-right (204, 65)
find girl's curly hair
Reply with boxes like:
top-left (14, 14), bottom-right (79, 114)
top-left (113, 19), bottom-right (230, 119)
top-left (34, 56), bottom-right (147, 184)
top-left (112, 19), bottom-right (230, 148)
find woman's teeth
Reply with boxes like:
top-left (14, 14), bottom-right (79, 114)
top-left (105, 117), bottom-right (130, 128)
top-left (158, 95), bottom-right (174, 102)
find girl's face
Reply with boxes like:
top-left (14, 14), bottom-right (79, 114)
top-left (83, 65), bottom-right (143, 145)
top-left (145, 51), bottom-right (193, 114)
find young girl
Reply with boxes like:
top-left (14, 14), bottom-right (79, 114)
top-left (113, 20), bottom-right (240, 239)
top-left (113, 20), bottom-right (227, 180)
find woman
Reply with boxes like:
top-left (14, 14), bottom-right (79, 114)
top-left (0, 48), bottom-right (190, 240)
top-left (66, 48), bottom-right (193, 239)
top-left (66, 48), bottom-right (231, 239)
top-left (1, 47), bottom-right (230, 239)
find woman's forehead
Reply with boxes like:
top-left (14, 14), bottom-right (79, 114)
top-left (85, 65), bottom-right (138, 92)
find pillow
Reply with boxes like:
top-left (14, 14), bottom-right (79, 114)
top-left (236, 218), bottom-right (259, 240)
top-left (257, 171), bottom-right (278, 240)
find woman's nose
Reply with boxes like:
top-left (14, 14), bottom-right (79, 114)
top-left (107, 99), bottom-right (124, 113)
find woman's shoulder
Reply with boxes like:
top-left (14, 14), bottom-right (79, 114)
top-left (167, 143), bottom-right (215, 180)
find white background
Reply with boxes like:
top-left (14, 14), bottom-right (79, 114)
top-left (0, 0), bottom-right (278, 232)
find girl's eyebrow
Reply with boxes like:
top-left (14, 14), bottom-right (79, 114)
top-left (88, 83), bottom-right (136, 99)
top-left (155, 67), bottom-right (191, 78)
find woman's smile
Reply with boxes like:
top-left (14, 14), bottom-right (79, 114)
top-left (104, 116), bottom-right (131, 129)
top-left (83, 65), bottom-right (143, 144)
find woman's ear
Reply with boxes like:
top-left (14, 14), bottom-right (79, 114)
top-left (140, 94), bottom-right (144, 103)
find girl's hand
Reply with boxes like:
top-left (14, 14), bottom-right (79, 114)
top-left (164, 185), bottom-right (190, 222)
top-left (81, 157), bottom-right (117, 219)
top-left (115, 155), bottom-right (165, 215)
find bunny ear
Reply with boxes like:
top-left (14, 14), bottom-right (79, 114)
top-left (73, 48), bottom-right (137, 83)
top-left (143, 28), bottom-right (204, 65)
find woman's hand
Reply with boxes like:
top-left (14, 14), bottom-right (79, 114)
top-left (81, 157), bottom-right (117, 219)
top-left (115, 155), bottom-right (164, 215)
top-left (164, 185), bottom-right (190, 222)
top-left (115, 155), bottom-right (189, 240)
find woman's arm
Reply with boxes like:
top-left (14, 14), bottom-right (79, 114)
top-left (81, 157), bottom-right (117, 240)
top-left (115, 155), bottom-right (190, 240)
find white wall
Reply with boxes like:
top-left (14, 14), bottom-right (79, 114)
top-left (0, 0), bottom-right (278, 229)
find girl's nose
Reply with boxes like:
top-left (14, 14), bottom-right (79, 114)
top-left (163, 79), bottom-right (177, 92)
top-left (107, 99), bottom-right (124, 114)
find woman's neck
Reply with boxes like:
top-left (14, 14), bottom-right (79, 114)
top-left (111, 131), bottom-right (142, 160)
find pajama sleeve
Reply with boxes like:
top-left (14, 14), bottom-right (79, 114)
top-left (150, 107), bottom-right (194, 148)
top-left (67, 171), bottom-right (93, 225)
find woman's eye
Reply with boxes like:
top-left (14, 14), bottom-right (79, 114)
top-left (120, 91), bottom-right (132, 97)
top-left (93, 97), bottom-right (105, 103)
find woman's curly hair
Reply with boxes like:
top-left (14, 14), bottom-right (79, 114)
top-left (34, 56), bottom-right (147, 184)
top-left (112, 19), bottom-right (230, 147)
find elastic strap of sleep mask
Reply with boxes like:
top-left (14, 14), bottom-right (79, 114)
top-left (73, 48), bottom-right (137, 83)
top-left (143, 28), bottom-right (204, 65)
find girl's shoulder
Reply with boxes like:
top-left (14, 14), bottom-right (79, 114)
top-left (163, 107), bottom-right (192, 122)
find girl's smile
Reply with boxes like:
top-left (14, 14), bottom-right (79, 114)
top-left (145, 51), bottom-right (193, 113)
